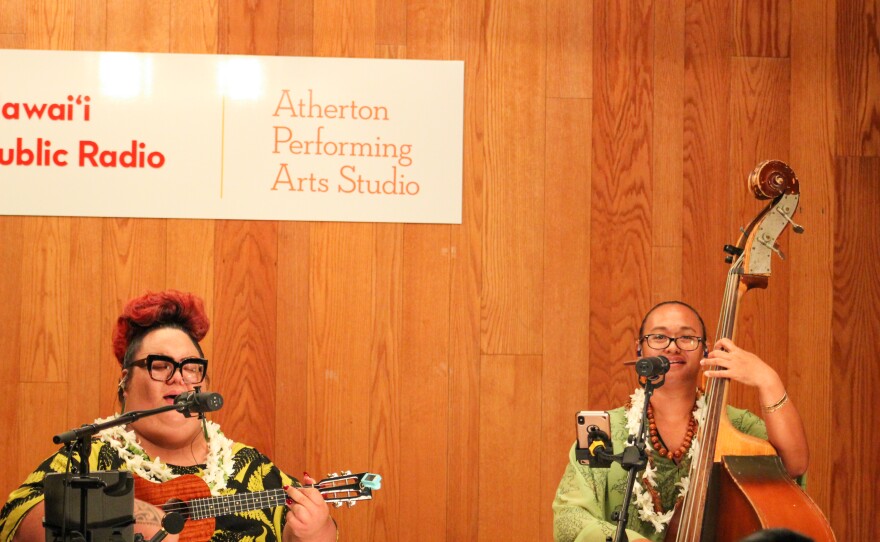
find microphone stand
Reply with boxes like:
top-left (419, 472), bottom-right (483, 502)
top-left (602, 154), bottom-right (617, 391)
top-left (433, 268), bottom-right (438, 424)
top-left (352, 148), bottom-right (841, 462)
top-left (610, 374), bottom-right (663, 542)
top-left (584, 374), bottom-right (665, 542)
top-left (50, 402), bottom-right (198, 542)
top-left (133, 511), bottom-right (186, 542)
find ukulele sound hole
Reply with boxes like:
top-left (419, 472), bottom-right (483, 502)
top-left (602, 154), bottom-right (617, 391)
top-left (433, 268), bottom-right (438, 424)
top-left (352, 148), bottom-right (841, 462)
top-left (162, 498), bottom-right (191, 521)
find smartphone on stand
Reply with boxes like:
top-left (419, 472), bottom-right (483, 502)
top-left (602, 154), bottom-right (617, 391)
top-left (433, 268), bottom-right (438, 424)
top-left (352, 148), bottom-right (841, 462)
top-left (575, 410), bottom-right (611, 466)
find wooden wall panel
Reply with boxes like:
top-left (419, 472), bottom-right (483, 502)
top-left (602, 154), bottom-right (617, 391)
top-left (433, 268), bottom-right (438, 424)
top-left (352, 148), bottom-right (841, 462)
top-left (18, 383), bottom-right (68, 478)
top-left (445, 2), bottom-right (486, 539)
top-left (541, 97), bottom-right (591, 537)
top-left (66, 218), bottom-right (103, 429)
top-left (590, 0), bottom-right (654, 408)
top-left (481, 0), bottom-right (546, 355)
top-left (398, 226), bottom-right (451, 542)
top-left (652, 0), bottom-right (685, 304)
top-left (832, 157), bottom-right (880, 540)
top-left (170, 0), bottom-right (219, 54)
top-left (376, 0), bottom-right (405, 46)
top-left (313, 0), bottom-right (376, 58)
top-left (106, 0), bottom-right (169, 52)
top-left (274, 222), bottom-right (311, 489)
top-left (406, 0), bottom-right (451, 60)
top-left (833, 0), bottom-right (880, 156)
top-left (306, 223), bottom-right (375, 535)
top-left (789, 0), bottom-right (835, 513)
top-left (25, 0), bottom-right (75, 50)
top-left (0, 0), bottom-right (26, 34)
top-left (733, 0), bottom-right (790, 58)
top-left (4, 0), bottom-right (879, 539)
top-left (363, 223), bottom-right (402, 541)
top-left (73, 0), bottom-right (106, 50)
top-left (0, 218), bottom-right (24, 496)
top-left (223, 0), bottom-right (280, 55)
top-left (547, 0), bottom-right (591, 99)
top-left (477, 355), bottom-right (542, 542)
top-left (726, 57), bottom-right (791, 414)
top-left (397, 12), bottom-right (455, 536)
top-left (682, 0), bottom-right (734, 333)
top-left (212, 221), bottom-right (278, 456)
top-left (166, 220), bottom-right (215, 351)
top-left (0, 34), bottom-right (25, 48)
top-left (444, 227), bottom-right (482, 542)
top-left (278, 0), bottom-right (314, 56)
top-left (99, 219), bottom-right (167, 414)
top-left (19, 217), bottom-right (70, 383)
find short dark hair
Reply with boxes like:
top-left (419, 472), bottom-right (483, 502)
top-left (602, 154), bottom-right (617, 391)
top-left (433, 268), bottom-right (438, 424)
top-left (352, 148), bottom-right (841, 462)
top-left (638, 300), bottom-right (707, 340)
top-left (738, 528), bottom-right (813, 542)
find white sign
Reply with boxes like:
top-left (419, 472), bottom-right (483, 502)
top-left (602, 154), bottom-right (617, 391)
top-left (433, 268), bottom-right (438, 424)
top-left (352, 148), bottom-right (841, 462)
top-left (0, 49), bottom-right (464, 223)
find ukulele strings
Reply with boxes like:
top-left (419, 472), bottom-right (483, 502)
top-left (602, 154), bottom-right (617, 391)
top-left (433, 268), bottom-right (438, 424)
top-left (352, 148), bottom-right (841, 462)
top-left (158, 487), bottom-right (290, 516)
top-left (155, 480), bottom-right (355, 517)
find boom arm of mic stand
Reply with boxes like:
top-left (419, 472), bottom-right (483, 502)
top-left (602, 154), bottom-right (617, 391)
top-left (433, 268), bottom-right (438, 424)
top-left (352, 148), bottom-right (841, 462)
top-left (50, 404), bottom-right (189, 542)
top-left (53, 404), bottom-right (185, 445)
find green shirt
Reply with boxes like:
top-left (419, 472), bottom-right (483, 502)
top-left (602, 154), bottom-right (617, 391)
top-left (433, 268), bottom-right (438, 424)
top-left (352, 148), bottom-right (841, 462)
top-left (553, 405), bottom-right (768, 542)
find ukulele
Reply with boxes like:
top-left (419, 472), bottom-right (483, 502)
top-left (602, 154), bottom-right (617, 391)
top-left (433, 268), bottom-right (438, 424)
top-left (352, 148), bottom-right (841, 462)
top-left (133, 471), bottom-right (381, 542)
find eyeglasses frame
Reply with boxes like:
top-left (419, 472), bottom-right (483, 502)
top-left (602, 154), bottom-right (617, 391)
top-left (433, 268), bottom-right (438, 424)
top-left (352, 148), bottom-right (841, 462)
top-left (639, 333), bottom-right (705, 352)
top-left (126, 354), bottom-right (209, 384)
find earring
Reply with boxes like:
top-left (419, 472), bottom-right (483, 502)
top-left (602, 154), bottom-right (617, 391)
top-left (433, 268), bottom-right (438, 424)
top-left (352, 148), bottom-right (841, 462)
top-left (118, 379), bottom-right (127, 414)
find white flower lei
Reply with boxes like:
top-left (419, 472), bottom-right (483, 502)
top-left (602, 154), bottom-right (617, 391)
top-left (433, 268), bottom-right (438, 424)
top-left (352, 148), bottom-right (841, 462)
top-left (93, 414), bottom-right (236, 495)
top-left (624, 388), bottom-right (706, 533)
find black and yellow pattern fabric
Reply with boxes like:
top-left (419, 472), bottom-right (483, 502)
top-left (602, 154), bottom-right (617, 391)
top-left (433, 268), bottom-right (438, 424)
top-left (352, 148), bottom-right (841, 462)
top-left (0, 439), bottom-right (297, 542)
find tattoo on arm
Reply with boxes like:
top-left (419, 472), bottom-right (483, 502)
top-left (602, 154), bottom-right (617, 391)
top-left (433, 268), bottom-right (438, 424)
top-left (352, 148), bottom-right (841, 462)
top-left (134, 500), bottom-right (164, 527)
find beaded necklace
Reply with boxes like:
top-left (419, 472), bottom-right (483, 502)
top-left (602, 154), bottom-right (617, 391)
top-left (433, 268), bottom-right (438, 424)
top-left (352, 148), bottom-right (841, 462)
top-left (625, 387), bottom-right (706, 533)
top-left (647, 402), bottom-right (697, 461)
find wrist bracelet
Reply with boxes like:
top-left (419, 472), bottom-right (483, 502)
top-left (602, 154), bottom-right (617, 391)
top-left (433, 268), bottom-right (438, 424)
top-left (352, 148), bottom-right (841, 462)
top-left (762, 391), bottom-right (789, 413)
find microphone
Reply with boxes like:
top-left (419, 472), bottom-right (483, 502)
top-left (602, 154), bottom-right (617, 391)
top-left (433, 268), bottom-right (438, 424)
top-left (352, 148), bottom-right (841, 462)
top-left (174, 391), bottom-right (224, 416)
top-left (631, 355), bottom-right (670, 378)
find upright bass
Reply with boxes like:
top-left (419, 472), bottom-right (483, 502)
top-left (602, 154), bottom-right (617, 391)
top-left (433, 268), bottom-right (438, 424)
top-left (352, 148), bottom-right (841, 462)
top-left (666, 160), bottom-right (835, 541)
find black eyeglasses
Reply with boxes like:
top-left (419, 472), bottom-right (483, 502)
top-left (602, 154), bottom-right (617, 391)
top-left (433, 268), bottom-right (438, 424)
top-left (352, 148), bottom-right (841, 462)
top-left (640, 334), bottom-right (705, 352)
top-left (126, 354), bottom-right (208, 384)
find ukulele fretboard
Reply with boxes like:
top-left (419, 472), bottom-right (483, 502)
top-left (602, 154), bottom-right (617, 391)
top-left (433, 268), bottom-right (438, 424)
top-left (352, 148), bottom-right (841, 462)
top-left (187, 489), bottom-right (287, 520)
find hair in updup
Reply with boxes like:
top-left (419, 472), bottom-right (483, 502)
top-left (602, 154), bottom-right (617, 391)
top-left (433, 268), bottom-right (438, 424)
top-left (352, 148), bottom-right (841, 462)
top-left (112, 290), bottom-right (210, 367)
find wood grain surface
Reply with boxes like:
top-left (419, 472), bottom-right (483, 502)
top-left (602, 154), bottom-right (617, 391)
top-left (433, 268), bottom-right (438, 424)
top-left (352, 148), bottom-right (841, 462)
top-left (0, 1), bottom-right (875, 539)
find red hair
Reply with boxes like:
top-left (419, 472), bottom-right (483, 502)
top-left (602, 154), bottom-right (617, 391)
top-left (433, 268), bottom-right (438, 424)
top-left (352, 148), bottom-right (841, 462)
top-left (112, 290), bottom-right (210, 365)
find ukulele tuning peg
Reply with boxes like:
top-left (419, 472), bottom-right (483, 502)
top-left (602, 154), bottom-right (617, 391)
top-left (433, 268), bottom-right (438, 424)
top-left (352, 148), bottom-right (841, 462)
top-left (329, 472), bottom-right (338, 478)
top-left (333, 502), bottom-right (344, 508)
top-left (342, 470), bottom-right (351, 476)
top-left (347, 501), bottom-right (356, 508)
